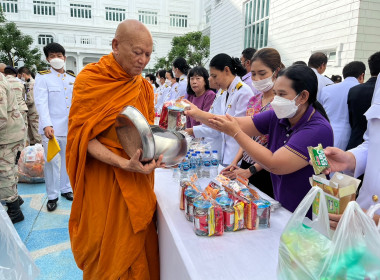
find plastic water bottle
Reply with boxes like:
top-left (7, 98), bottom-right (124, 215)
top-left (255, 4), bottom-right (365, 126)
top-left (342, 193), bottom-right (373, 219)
top-left (180, 157), bottom-right (191, 181)
top-left (211, 150), bottom-right (219, 178)
top-left (196, 151), bottom-right (202, 178)
top-left (173, 163), bottom-right (180, 181)
top-left (202, 151), bottom-right (211, 178)
top-left (190, 153), bottom-right (198, 176)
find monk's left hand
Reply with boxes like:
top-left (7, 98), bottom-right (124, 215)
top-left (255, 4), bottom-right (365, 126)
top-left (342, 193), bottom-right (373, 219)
top-left (208, 114), bottom-right (240, 136)
top-left (122, 150), bottom-right (165, 174)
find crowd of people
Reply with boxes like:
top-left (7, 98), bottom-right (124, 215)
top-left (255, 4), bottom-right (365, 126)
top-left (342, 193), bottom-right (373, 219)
top-left (0, 18), bottom-right (379, 278)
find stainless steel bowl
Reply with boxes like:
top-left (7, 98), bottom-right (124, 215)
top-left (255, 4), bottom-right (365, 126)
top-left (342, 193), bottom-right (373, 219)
top-left (116, 106), bottom-right (187, 166)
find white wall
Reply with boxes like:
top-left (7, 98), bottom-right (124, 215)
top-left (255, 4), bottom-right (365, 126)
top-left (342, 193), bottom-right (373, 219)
top-left (268, 0), bottom-right (361, 77)
top-left (209, 0), bottom-right (245, 60)
top-left (355, 0), bottom-right (380, 78)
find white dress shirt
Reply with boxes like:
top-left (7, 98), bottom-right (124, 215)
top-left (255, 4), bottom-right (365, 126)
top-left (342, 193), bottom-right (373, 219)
top-left (350, 74), bottom-right (380, 213)
top-left (312, 68), bottom-right (333, 98)
top-left (319, 77), bottom-right (359, 150)
top-left (168, 82), bottom-right (179, 101)
top-left (178, 74), bottom-right (188, 99)
top-left (194, 76), bottom-right (254, 165)
top-left (34, 68), bottom-right (75, 136)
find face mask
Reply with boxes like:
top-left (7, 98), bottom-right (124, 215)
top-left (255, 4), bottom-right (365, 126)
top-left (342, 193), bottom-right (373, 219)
top-left (49, 58), bottom-right (65, 70)
top-left (165, 79), bottom-right (172, 86)
top-left (157, 79), bottom-right (161, 86)
top-left (21, 77), bottom-right (26, 82)
top-left (252, 73), bottom-right (274, 92)
top-left (271, 94), bottom-right (300, 119)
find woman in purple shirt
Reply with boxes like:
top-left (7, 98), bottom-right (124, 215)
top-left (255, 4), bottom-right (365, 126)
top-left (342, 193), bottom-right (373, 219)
top-left (186, 66), bottom-right (216, 128)
top-left (185, 64), bottom-right (333, 212)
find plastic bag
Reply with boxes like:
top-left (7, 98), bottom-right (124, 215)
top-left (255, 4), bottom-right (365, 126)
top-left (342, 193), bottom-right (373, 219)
top-left (17, 144), bottom-right (45, 183)
top-left (277, 187), bottom-right (332, 280)
top-left (320, 201), bottom-right (380, 279)
top-left (367, 203), bottom-right (380, 233)
top-left (0, 204), bottom-right (39, 279)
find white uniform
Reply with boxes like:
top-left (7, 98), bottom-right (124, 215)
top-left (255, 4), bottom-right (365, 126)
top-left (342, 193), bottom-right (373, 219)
top-left (311, 68), bottom-right (333, 98)
top-left (319, 77), bottom-right (359, 150)
top-left (178, 74), bottom-right (188, 99)
top-left (193, 89), bottom-right (225, 155)
top-left (194, 76), bottom-right (254, 165)
top-left (34, 68), bottom-right (74, 200)
top-left (349, 74), bottom-right (380, 213)
top-left (168, 82), bottom-right (179, 101)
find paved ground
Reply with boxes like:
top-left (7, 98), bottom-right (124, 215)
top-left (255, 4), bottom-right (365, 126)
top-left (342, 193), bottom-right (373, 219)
top-left (13, 182), bottom-right (82, 280)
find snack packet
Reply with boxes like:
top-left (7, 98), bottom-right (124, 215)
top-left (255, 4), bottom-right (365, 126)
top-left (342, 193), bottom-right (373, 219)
top-left (308, 144), bottom-right (330, 175)
top-left (233, 202), bottom-right (245, 231)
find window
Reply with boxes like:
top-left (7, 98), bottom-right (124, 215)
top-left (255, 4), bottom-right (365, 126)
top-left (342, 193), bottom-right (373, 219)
top-left (33, 1), bottom-right (55, 15)
top-left (105, 7), bottom-right (125, 22)
top-left (138, 11), bottom-right (157, 25)
top-left (1, 0), bottom-right (18, 13)
top-left (244, 0), bottom-right (270, 49)
top-left (70, 3), bottom-right (91, 19)
top-left (38, 34), bottom-right (54, 45)
top-left (205, 9), bottom-right (211, 24)
top-left (170, 14), bottom-right (188, 28)
top-left (80, 37), bottom-right (91, 45)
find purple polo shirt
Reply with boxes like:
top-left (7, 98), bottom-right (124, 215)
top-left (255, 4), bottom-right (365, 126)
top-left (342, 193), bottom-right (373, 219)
top-left (186, 89), bottom-right (216, 128)
top-left (253, 105), bottom-right (333, 212)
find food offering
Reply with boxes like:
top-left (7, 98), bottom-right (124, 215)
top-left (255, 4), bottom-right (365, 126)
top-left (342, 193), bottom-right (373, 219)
top-left (18, 144), bottom-right (45, 183)
top-left (308, 144), bottom-right (330, 175)
top-left (179, 174), bottom-right (271, 237)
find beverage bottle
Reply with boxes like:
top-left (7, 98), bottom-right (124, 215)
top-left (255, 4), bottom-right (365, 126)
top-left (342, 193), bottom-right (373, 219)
top-left (196, 151), bottom-right (202, 178)
top-left (211, 150), bottom-right (219, 178)
top-left (202, 151), bottom-right (211, 178)
top-left (190, 153), bottom-right (198, 176)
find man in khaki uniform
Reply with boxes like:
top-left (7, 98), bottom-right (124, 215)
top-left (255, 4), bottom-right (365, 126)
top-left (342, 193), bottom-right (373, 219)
top-left (4, 66), bottom-right (28, 146)
top-left (0, 72), bottom-right (26, 223)
top-left (18, 67), bottom-right (41, 145)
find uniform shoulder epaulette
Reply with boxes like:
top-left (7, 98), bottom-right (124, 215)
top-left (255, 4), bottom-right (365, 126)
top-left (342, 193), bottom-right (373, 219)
top-left (236, 82), bottom-right (243, 90)
top-left (38, 70), bottom-right (51, 75)
top-left (66, 71), bottom-right (76, 77)
top-left (180, 77), bottom-right (184, 81)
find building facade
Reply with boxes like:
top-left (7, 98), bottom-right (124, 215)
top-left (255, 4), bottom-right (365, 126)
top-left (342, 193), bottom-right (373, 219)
top-left (207, 0), bottom-right (380, 78)
top-left (1, 0), bottom-right (206, 74)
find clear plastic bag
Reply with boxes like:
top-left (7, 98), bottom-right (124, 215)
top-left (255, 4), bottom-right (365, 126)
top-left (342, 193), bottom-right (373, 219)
top-left (0, 204), bottom-right (39, 279)
top-left (320, 201), bottom-right (380, 279)
top-left (367, 203), bottom-right (380, 233)
top-left (277, 187), bottom-right (332, 280)
top-left (17, 144), bottom-right (45, 183)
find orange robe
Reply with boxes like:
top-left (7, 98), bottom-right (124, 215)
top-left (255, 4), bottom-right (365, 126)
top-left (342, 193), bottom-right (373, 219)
top-left (66, 53), bottom-right (159, 280)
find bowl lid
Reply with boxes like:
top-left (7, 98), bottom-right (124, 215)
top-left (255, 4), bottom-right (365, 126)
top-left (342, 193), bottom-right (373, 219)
top-left (115, 106), bottom-right (155, 162)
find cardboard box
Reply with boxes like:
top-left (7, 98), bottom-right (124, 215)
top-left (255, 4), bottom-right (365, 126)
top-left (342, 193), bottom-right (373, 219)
top-left (311, 173), bottom-right (361, 215)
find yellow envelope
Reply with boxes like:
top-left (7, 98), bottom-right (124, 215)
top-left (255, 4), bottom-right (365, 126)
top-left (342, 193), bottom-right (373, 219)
top-left (47, 136), bottom-right (61, 162)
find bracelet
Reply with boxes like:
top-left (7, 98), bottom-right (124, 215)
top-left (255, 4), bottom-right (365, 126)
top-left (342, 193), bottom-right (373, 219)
top-left (233, 130), bottom-right (242, 138)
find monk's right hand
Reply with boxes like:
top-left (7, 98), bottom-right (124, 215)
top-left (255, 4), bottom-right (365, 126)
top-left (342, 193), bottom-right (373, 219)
top-left (43, 126), bottom-right (54, 139)
top-left (120, 149), bottom-right (165, 174)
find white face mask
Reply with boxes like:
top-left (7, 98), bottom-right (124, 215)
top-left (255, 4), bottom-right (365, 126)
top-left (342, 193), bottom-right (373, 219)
top-left (252, 73), bottom-right (274, 92)
top-left (165, 79), bottom-right (172, 86)
top-left (271, 94), bottom-right (300, 119)
top-left (49, 58), bottom-right (65, 70)
top-left (156, 79), bottom-right (161, 86)
top-left (21, 77), bottom-right (26, 82)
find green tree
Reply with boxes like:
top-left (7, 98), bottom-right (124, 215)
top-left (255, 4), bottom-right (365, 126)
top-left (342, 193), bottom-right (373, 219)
top-left (154, 31), bottom-right (210, 71)
top-left (0, 9), bottom-right (48, 71)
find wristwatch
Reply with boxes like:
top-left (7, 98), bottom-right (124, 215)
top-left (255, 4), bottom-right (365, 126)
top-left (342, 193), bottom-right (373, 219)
top-left (249, 165), bottom-right (257, 175)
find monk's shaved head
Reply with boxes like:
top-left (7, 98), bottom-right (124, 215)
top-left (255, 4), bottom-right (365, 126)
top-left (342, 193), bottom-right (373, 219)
top-left (0, 63), bottom-right (6, 74)
top-left (112, 20), bottom-right (153, 76)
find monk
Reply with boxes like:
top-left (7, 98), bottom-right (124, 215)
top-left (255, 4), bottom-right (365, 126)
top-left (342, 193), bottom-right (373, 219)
top-left (66, 20), bottom-right (163, 280)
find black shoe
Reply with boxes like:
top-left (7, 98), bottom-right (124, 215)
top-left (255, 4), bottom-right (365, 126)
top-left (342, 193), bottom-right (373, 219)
top-left (47, 198), bottom-right (58, 212)
top-left (6, 200), bottom-right (24, 224)
top-left (18, 195), bottom-right (24, 206)
top-left (61, 192), bottom-right (73, 201)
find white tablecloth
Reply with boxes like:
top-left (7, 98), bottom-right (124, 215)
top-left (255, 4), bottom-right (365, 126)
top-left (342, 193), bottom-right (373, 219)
top-left (155, 168), bottom-right (292, 280)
